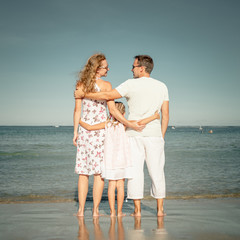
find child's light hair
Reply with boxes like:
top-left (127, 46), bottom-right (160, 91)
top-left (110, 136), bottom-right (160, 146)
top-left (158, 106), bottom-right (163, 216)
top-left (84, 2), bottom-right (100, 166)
top-left (115, 101), bottom-right (125, 115)
top-left (109, 102), bottom-right (125, 125)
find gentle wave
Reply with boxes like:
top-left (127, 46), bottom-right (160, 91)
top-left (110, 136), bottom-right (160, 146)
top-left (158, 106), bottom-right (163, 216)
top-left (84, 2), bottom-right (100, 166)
top-left (150, 193), bottom-right (240, 200)
top-left (1, 193), bottom-right (239, 204)
top-left (0, 151), bottom-right (39, 157)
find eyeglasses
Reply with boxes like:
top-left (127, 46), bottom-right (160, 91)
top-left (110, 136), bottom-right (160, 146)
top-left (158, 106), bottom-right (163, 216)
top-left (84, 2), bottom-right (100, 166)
top-left (132, 65), bottom-right (141, 69)
top-left (98, 66), bottom-right (109, 70)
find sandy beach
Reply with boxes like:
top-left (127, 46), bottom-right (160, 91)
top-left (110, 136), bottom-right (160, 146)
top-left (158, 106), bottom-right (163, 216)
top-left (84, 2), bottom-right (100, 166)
top-left (0, 198), bottom-right (239, 239)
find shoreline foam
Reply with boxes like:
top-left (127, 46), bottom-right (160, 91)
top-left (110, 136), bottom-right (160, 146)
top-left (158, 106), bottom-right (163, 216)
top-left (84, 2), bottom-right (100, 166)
top-left (1, 192), bottom-right (240, 204)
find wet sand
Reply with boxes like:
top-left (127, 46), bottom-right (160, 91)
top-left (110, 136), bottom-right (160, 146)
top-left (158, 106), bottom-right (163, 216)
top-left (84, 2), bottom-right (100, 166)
top-left (0, 198), bottom-right (240, 239)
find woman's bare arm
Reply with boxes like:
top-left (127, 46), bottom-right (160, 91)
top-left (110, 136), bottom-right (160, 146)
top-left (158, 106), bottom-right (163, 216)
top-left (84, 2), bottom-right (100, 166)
top-left (73, 98), bottom-right (82, 146)
top-left (79, 120), bottom-right (106, 131)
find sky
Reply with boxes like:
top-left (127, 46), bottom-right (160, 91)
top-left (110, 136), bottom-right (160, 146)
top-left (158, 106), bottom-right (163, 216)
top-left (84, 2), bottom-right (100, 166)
top-left (0, 0), bottom-right (239, 126)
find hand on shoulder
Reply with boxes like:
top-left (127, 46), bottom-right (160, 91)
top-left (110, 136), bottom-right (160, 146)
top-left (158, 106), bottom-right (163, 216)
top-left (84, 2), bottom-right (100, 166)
top-left (74, 85), bottom-right (85, 99)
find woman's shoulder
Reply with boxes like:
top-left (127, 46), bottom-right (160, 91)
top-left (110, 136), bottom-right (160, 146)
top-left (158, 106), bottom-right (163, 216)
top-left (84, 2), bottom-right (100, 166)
top-left (96, 79), bottom-right (112, 91)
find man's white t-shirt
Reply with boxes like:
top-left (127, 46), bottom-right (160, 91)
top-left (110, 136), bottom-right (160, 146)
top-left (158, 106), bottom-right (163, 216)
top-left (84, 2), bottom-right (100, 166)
top-left (116, 77), bottom-right (169, 137)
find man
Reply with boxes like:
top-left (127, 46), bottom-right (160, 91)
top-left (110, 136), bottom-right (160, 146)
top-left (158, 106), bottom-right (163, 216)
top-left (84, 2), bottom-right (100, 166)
top-left (75, 55), bottom-right (169, 216)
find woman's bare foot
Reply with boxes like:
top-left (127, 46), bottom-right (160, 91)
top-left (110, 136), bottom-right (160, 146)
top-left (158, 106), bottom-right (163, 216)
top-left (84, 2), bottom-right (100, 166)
top-left (92, 209), bottom-right (104, 217)
top-left (93, 213), bottom-right (104, 217)
top-left (117, 212), bottom-right (126, 217)
top-left (74, 209), bottom-right (84, 217)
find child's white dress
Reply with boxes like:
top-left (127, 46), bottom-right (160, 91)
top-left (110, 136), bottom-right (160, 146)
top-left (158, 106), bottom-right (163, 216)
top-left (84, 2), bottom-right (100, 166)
top-left (101, 121), bottom-right (133, 180)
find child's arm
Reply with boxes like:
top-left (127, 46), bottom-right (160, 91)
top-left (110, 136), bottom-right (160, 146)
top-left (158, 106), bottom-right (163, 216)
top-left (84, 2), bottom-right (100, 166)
top-left (129, 111), bottom-right (160, 125)
top-left (79, 119), bottom-right (106, 131)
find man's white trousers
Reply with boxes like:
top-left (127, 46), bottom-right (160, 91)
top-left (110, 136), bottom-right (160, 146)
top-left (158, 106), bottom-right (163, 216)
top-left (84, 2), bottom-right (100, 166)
top-left (127, 136), bottom-right (166, 199)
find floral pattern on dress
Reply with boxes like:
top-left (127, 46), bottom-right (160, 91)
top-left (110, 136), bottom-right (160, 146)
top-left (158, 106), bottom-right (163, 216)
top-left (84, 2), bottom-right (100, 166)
top-left (75, 84), bottom-right (107, 175)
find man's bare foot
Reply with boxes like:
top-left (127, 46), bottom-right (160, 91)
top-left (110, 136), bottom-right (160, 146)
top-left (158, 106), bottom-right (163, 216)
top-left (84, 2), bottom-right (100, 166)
top-left (117, 212), bottom-right (126, 217)
top-left (157, 210), bottom-right (166, 217)
top-left (130, 212), bottom-right (141, 217)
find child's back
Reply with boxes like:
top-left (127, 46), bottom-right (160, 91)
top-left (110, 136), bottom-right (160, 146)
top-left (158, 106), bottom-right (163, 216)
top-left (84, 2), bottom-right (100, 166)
top-left (102, 120), bottom-right (133, 180)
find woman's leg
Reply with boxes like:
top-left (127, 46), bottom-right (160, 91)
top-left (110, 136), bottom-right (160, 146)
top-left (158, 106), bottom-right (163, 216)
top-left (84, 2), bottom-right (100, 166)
top-left (77, 174), bottom-right (89, 216)
top-left (116, 179), bottom-right (126, 216)
top-left (108, 180), bottom-right (117, 217)
top-left (92, 174), bottom-right (104, 216)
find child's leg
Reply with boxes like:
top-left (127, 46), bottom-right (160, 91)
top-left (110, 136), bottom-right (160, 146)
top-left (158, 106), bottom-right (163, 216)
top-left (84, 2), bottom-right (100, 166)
top-left (116, 179), bottom-right (126, 216)
top-left (108, 180), bottom-right (117, 217)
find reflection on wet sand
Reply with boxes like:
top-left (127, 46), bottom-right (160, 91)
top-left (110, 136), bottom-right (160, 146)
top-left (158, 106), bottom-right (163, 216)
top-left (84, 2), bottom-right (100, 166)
top-left (128, 216), bottom-right (168, 240)
top-left (77, 216), bottom-right (125, 240)
top-left (117, 217), bottom-right (125, 240)
top-left (152, 217), bottom-right (168, 239)
top-left (128, 217), bottom-right (145, 240)
top-left (77, 217), bottom-right (89, 240)
top-left (93, 217), bottom-right (105, 240)
top-left (77, 216), bottom-right (167, 240)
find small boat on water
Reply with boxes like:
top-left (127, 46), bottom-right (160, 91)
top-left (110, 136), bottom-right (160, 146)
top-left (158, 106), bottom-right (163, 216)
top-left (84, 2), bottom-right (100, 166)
top-left (171, 126), bottom-right (175, 129)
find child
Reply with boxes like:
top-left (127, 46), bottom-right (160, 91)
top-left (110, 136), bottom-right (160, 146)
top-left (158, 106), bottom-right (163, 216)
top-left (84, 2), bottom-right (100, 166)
top-left (79, 102), bottom-right (160, 217)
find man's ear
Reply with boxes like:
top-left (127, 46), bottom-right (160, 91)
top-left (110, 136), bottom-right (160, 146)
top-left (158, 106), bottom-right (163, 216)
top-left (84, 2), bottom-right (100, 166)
top-left (140, 66), bottom-right (145, 73)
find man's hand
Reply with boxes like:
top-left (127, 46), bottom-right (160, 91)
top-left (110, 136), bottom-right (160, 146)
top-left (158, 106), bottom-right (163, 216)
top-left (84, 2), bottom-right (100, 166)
top-left (128, 121), bottom-right (145, 132)
top-left (74, 88), bottom-right (84, 99)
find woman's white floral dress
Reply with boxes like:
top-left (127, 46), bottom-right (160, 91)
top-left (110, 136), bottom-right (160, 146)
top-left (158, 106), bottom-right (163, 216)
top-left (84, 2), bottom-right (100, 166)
top-left (75, 84), bottom-right (107, 175)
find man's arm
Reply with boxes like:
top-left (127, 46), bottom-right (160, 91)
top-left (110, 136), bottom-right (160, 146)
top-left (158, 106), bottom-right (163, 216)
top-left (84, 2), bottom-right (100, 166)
top-left (100, 83), bottom-right (145, 132)
top-left (75, 87), bottom-right (121, 101)
top-left (161, 101), bottom-right (169, 139)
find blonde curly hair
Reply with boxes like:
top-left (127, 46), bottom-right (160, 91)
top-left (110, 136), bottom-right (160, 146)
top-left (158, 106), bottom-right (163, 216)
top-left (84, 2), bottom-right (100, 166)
top-left (76, 53), bottom-right (106, 93)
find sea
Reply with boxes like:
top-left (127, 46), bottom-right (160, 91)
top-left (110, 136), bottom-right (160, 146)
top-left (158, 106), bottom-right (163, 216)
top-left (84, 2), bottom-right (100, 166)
top-left (0, 126), bottom-right (239, 203)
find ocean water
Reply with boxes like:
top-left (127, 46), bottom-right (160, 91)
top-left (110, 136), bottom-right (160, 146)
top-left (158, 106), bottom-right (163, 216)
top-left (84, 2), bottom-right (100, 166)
top-left (0, 126), bottom-right (239, 203)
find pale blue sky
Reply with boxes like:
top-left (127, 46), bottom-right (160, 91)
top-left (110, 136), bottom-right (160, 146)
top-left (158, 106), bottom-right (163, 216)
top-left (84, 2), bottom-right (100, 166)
top-left (0, 0), bottom-right (239, 126)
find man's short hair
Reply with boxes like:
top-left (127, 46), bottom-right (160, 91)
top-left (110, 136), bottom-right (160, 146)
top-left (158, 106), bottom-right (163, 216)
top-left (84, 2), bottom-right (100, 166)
top-left (134, 55), bottom-right (154, 74)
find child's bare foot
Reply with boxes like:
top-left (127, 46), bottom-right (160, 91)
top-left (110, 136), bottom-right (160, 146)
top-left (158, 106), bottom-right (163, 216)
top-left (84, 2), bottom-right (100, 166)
top-left (157, 210), bottom-right (166, 217)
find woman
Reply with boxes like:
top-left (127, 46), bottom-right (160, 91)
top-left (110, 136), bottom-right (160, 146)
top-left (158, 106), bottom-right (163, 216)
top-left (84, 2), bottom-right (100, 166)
top-left (73, 53), bottom-right (109, 217)
top-left (73, 53), bottom-right (143, 217)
